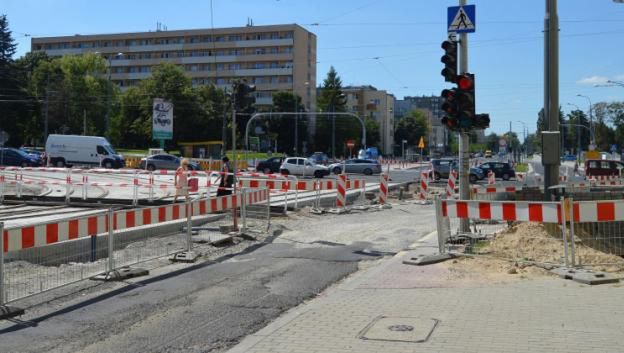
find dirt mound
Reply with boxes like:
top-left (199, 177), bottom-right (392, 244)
top-left (444, 222), bottom-right (624, 279)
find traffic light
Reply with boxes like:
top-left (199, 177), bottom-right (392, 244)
top-left (440, 88), bottom-right (459, 130)
top-left (474, 114), bottom-right (490, 129)
top-left (441, 40), bottom-right (458, 83)
top-left (233, 80), bottom-right (256, 111)
top-left (455, 73), bottom-right (475, 130)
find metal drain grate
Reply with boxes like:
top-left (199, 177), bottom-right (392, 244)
top-left (358, 316), bottom-right (439, 343)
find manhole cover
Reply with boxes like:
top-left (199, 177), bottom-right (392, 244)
top-left (359, 316), bottom-right (439, 343)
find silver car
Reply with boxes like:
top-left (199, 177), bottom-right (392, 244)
top-left (329, 159), bottom-right (382, 175)
top-left (138, 154), bottom-right (200, 171)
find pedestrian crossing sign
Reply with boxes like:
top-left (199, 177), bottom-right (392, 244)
top-left (418, 136), bottom-right (425, 149)
top-left (448, 5), bottom-right (476, 33)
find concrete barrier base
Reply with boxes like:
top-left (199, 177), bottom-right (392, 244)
top-left (170, 250), bottom-right (201, 263)
top-left (91, 267), bottom-right (150, 281)
top-left (0, 305), bottom-right (25, 320)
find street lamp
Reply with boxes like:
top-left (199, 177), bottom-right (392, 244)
top-left (516, 121), bottom-right (527, 159)
top-left (576, 93), bottom-right (594, 145)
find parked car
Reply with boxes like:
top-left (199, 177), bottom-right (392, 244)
top-left (585, 159), bottom-right (624, 178)
top-left (45, 134), bottom-right (124, 168)
top-left (309, 152), bottom-right (329, 165)
top-left (328, 159), bottom-right (382, 175)
top-left (19, 147), bottom-right (45, 161)
top-left (138, 154), bottom-right (200, 171)
top-left (256, 156), bottom-right (285, 174)
top-left (477, 162), bottom-right (516, 180)
top-left (429, 158), bottom-right (483, 183)
top-left (280, 157), bottom-right (330, 178)
top-left (0, 147), bottom-right (43, 167)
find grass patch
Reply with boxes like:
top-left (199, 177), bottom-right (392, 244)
top-left (515, 163), bottom-right (528, 173)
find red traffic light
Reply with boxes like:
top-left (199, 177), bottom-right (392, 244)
top-left (457, 74), bottom-right (473, 90)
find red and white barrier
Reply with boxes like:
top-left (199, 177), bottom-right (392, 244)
top-left (336, 174), bottom-right (347, 208)
top-left (446, 170), bottom-right (458, 198)
top-left (2, 189), bottom-right (269, 252)
top-left (442, 200), bottom-right (561, 224)
top-left (379, 173), bottom-right (389, 205)
top-left (419, 171), bottom-right (429, 201)
top-left (472, 185), bottom-right (522, 194)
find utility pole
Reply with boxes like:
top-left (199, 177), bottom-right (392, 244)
top-left (44, 75), bottom-right (50, 141)
top-left (543, 0), bottom-right (560, 200)
top-left (83, 109), bottom-right (87, 135)
top-left (458, 0), bottom-right (470, 232)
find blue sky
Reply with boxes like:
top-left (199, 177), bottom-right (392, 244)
top-left (5, 0), bottom-right (624, 136)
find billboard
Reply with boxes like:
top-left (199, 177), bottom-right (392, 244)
top-left (152, 98), bottom-right (173, 140)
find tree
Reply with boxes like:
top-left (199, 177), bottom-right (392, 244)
top-left (394, 109), bottom-right (430, 149)
top-left (565, 109), bottom-right (590, 154)
top-left (0, 14), bottom-right (30, 146)
top-left (266, 91), bottom-right (307, 154)
top-left (315, 66), bottom-right (358, 156)
top-left (364, 116), bottom-right (380, 148)
top-left (485, 132), bottom-right (499, 152)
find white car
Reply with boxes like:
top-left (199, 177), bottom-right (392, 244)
top-left (279, 157), bottom-right (330, 178)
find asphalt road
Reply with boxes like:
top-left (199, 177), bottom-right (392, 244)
top-left (0, 169), bottom-right (435, 353)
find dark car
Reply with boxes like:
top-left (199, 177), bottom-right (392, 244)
top-left (477, 162), bottom-right (516, 180)
top-left (585, 159), bottom-right (624, 178)
top-left (138, 154), bottom-right (200, 171)
top-left (429, 158), bottom-right (483, 183)
top-left (256, 156), bottom-right (285, 174)
top-left (0, 147), bottom-right (43, 167)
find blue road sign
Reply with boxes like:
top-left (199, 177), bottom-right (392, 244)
top-left (448, 5), bottom-right (476, 33)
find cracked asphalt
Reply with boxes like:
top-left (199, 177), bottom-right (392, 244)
top-left (0, 192), bottom-right (435, 353)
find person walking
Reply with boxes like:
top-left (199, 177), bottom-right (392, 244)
top-left (173, 158), bottom-right (190, 203)
top-left (217, 156), bottom-right (234, 196)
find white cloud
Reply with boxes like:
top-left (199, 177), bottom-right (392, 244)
top-left (614, 74), bottom-right (624, 81)
top-left (577, 75), bottom-right (609, 85)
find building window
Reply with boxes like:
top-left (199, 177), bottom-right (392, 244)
top-left (216, 63), bottom-right (225, 70)
top-left (229, 63), bottom-right (241, 70)
top-left (229, 35), bottom-right (241, 41)
top-left (255, 48), bottom-right (266, 55)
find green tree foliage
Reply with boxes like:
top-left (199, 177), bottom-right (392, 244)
top-left (315, 66), bottom-right (359, 156)
top-left (364, 116), bottom-right (380, 148)
top-left (394, 109), bottom-right (430, 149)
top-left (564, 109), bottom-right (590, 154)
top-left (485, 132), bottom-right (498, 152)
top-left (265, 91), bottom-right (307, 154)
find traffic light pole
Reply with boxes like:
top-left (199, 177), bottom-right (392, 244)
top-left (458, 0), bottom-right (470, 233)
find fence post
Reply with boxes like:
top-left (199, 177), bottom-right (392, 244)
top-left (241, 188), bottom-right (248, 233)
top-left (435, 198), bottom-right (446, 254)
top-left (82, 174), bottom-right (88, 201)
top-left (0, 222), bottom-right (4, 305)
top-left (293, 176), bottom-right (299, 210)
top-left (266, 188), bottom-right (271, 230)
top-left (16, 169), bottom-right (22, 199)
top-left (65, 168), bottom-right (72, 204)
top-left (148, 171), bottom-right (154, 203)
top-left (186, 200), bottom-right (193, 252)
top-left (283, 187), bottom-right (289, 213)
top-left (568, 197), bottom-right (576, 267)
top-left (560, 197), bottom-right (570, 268)
top-left (0, 170), bottom-right (4, 204)
top-left (107, 208), bottom-right (115, 274)
top-left (132, 171), bottom-right (139, 206)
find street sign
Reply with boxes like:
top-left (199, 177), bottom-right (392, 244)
top-left (346, 140), bottom-right (355, 148)
top-left (152, 98), bottom-right (173, 140)
top-left (448, 5), bottom-right (476, 33)
top-left (611, 144), bottom-right (618, 153)
top-left (499, 138), bottom-right (507, 147)
top-left (418, 136), bottom-right (425, 149)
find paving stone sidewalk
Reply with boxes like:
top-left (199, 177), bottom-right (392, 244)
top-left (227, 234), bottom-right (624, 353)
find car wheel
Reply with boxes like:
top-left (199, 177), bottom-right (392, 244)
top-left (333, 167), bottom-right (341, 174)
top-left (281, 169), bottom-right (290, 176)
top-left (469, 174), bottom-right (477, 183)
top-left (314, 170), bottom-right (324, 178)
top-left (147, 164), bottom-right (156, 172)
top-left (434, 172), bottom-right (441, 181)
top-left (502, 173), bottom-right (510, 181)
top-left (56, 159), bottom-right (65, 168)
top-left (104, 161), bottom-right (113, 169)
top-left (363, 168), bottom-right (373, 176)
top-left (21, 161), bottom-right (28, 168)
top-left (263, 168), bottom-right (271, 174)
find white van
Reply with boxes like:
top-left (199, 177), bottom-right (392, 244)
top-left (45, 135), bottom-right (125, 169)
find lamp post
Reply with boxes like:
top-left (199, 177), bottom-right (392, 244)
top-left (576, 93), bottom-right (594, 145)
top-left (516, 121), bottom-right (527, 161)
top-left (567, 102), bottom-right (582, 160)
top-left (402, 139), bottom-right (407, 161)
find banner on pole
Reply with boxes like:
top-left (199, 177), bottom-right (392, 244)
top-left (152, 98), bottom-right (174, 140)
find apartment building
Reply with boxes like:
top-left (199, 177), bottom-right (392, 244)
top-left (343, 85), bottom-right (395, 155)
top-left (31, 24), bottom-right (317, 111)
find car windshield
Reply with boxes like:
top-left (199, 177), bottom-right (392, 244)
top-left (14, 149), bottom-right (31, 158)
top-left (105, 145), bottom-right (117, 155)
